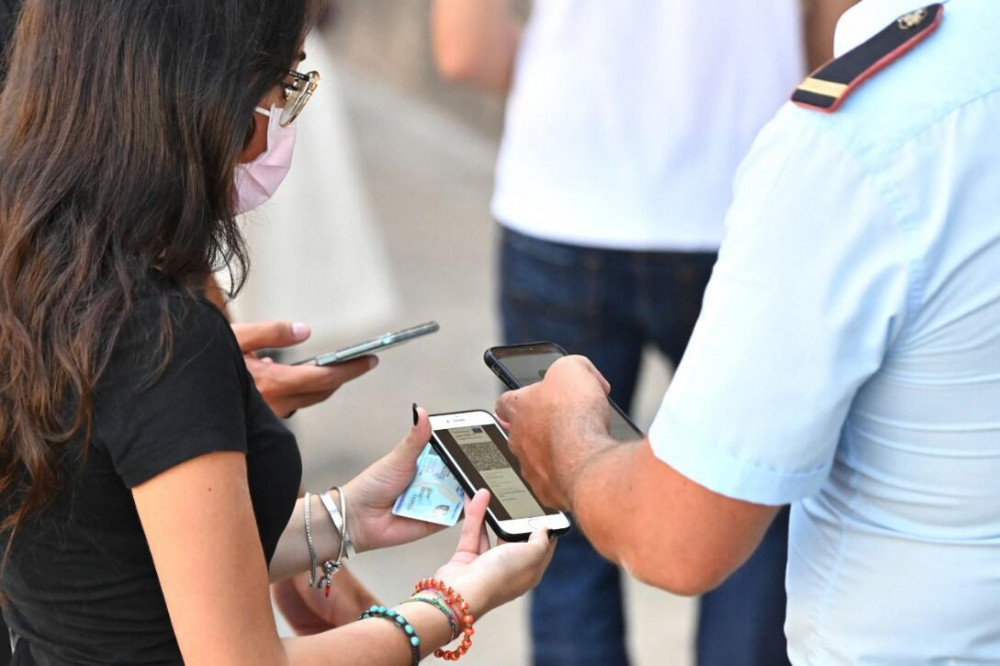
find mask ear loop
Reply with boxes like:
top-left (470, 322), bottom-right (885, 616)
top-left (242, 105), bottom-right (279, 155)
top-left (241, 105), bottom-right (272, 151)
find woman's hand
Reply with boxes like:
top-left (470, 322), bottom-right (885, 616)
top-left (342, 406), bottom-right (447, 553)
top-left (232, 321), bottom-right (378, 418)
top-left (432, 489), bottom-right (556, 618)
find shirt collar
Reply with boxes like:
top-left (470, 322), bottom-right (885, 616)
top-left (834, 0), bottom-right (949, 56)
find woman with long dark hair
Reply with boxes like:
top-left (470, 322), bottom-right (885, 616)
top-left (0, 1), bottom-right (553, 664)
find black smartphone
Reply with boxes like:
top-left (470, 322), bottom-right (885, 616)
top-left (485, 342), bottom-right (644, 442)
top-left (294, 321), bottom-right (439, 367)
top-left (429, 410), bottom-right (571, 541)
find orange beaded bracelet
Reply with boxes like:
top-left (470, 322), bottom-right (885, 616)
top-left (413, 578), bottom-right (476, 661)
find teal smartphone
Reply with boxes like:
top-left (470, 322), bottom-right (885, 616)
top-left (295, 321), bottom-right (439, 366)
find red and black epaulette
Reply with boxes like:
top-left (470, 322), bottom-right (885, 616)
top-left (792, 4), bottom-right (944, 113)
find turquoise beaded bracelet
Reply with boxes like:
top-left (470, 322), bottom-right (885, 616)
top-left (359, 605), bottom-right (420, 666)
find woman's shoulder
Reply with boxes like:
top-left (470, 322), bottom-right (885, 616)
top-left (101, 275), bottom-right (246, 404)
top-left (122, 276), bottom-right (239, 364)
top-left (95, 276), bottom-right (252, 488)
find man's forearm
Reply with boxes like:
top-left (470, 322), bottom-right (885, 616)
top-left (432, 0), bottom-right (522, 92)
top-left (569, 438), bottom-right (779, 596)
top-left (568, 441), bottom-right (692, 591)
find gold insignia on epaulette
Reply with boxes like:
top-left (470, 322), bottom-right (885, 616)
top-left (898, 9), bottom-right (928, 30)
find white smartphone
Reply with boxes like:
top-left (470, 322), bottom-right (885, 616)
top-left (294, 321), bottom-right (439, 366)
top-left (429, 410), bottom-right (571, 542)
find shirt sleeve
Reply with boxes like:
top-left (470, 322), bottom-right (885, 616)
top-left (96, 298), bottom-right (250, 488)
top-left (649, 108), bottom-right (913, 505)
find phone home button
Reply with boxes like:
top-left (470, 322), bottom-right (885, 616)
top-left (526, 518), bottom-right (546, 531)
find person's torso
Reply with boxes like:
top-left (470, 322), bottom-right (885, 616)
top-left (493, 0), bottom-right (805, 250)
top-left (784, 1), bottom-right (1000, 661)
top-left (1, 290), bottom-right (302, 665)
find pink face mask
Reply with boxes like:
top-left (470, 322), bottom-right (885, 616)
top-left (233, 105), bottom-right (296, 214)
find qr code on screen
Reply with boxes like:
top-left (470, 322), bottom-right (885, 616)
top-left (461, 441), bottom-right (509, 471)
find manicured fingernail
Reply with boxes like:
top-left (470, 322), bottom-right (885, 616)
top-left (412, 403), bottom-right (419, 425)
top-left (291, 322), bottom-right (310, 341)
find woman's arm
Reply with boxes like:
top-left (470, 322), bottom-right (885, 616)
top-left (133, 451), bottom-right (288, 664)
top-left (133, 451), bottom-right (452, 665)
top-left (133, 406), bottom-right (555, 665)
top-left (134, 450), bottom-right (553, 665)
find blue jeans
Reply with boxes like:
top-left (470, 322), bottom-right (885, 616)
top-left (499, 228), bottom-right (790, 666)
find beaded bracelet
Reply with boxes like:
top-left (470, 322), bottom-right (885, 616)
top-left (413, 578), bottom-right (476, 661)
top-left (359, 605), bottom-right (420, 666)
top-left (406, 591), bottom-right (459, 641)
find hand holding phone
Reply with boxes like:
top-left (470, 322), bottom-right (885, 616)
top-left (232, 321), bottom-right (377, 417)
top-left (431, 488), bottom-right (556, 618)
top-left (337, 407), bottom-right (452, 555)
top-left (493, 355), bottom-right (625, 511)
top-left (485, 342), bottom-right (643, 442)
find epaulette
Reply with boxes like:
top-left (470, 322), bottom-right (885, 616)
top-left (792, 4), bottom-right (944, 113)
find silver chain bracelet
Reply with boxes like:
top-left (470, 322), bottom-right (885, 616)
top-left (302, 491), bottom-right (319, 588)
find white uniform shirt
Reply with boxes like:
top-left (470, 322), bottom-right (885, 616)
top-left (492, 1), bottom-right (804, 251)
top-left (650, 0), bottom-right (1000, 662)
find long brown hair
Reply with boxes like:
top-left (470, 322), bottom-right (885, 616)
top-left (0, 0), bottom-right (315, 539)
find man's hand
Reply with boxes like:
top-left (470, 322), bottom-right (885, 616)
top-left (232, 321), bottom-right (377, 418)
top-left (495, 356), bottom-right (618, 510)
top-left (272, 567), bottom-right (380, 635)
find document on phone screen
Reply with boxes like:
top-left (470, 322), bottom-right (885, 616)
top-left (452, 426), bottom-right (544, 520)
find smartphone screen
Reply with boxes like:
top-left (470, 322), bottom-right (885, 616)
top-left (433, 422), bottom-right (561, 521)
top-left (496, 348), bottom-right (564, 387)
top-left (488, 344), bottom-right (644, 442)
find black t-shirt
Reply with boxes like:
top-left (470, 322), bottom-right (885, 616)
top-left (1, 284), bottom-right (302, 665)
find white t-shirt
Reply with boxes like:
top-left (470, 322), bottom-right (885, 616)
top-left (493, 1), bottom-right (804, 251)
